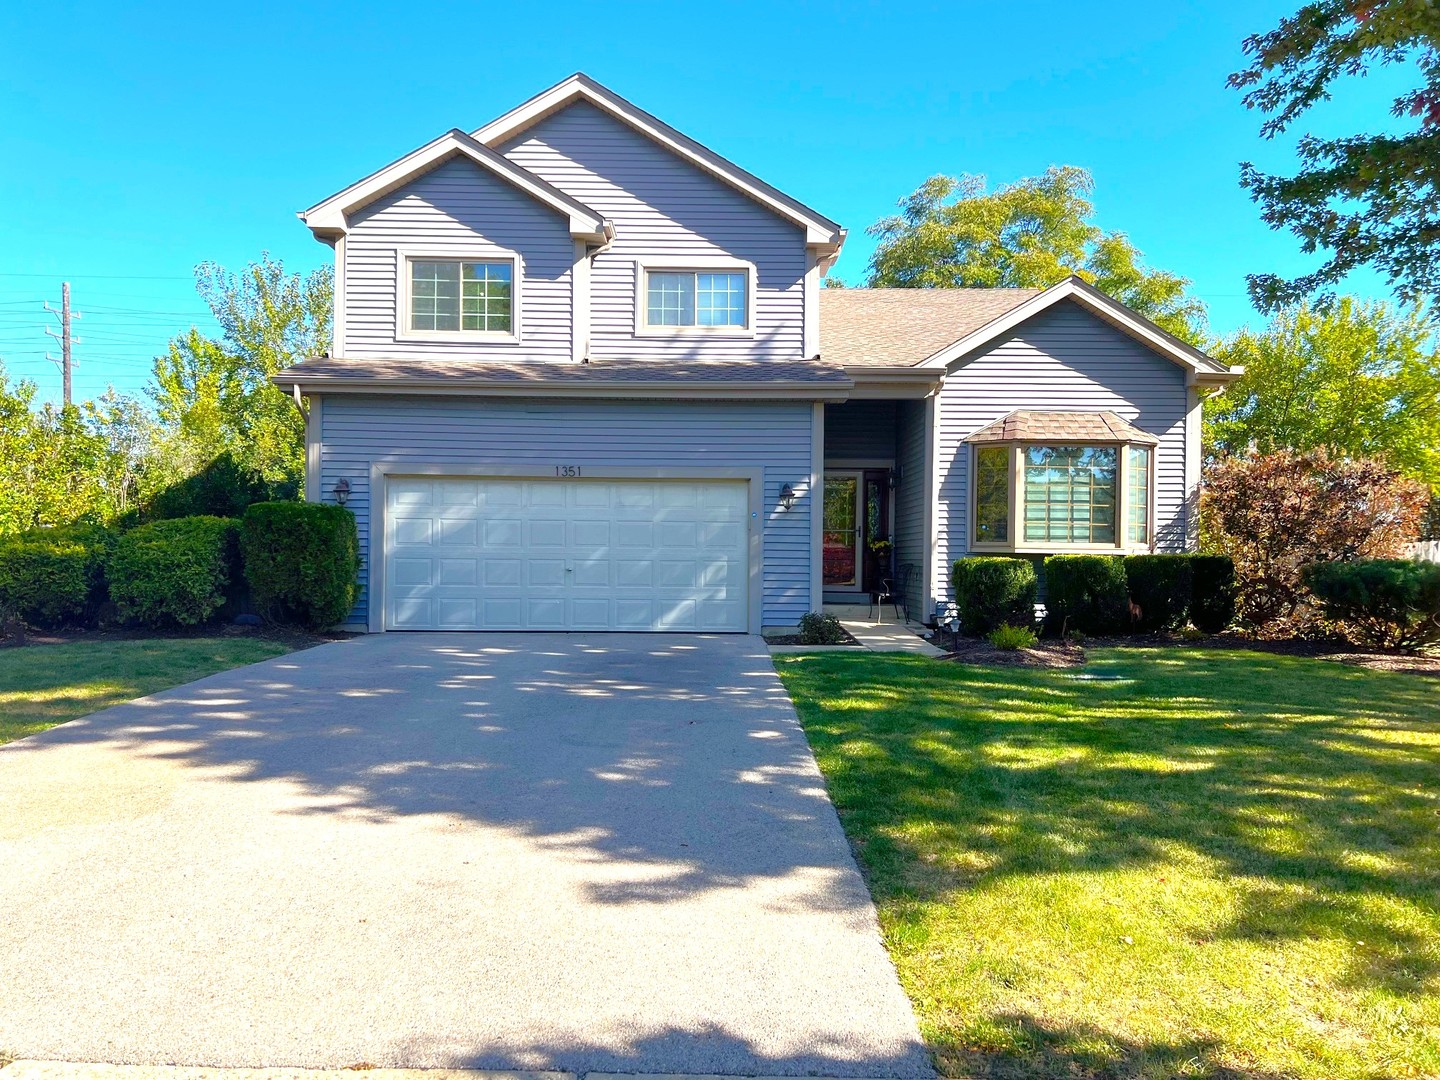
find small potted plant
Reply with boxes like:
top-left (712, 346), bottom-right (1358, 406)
top-left (868, 538), bottom-right (894, 574)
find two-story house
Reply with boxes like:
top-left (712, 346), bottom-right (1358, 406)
top-left (276, 74), bottom-right (1238, 634)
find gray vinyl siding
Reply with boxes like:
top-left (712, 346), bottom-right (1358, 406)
top-left (893, 400), bottom-right (928, 619)
top-left (497, 101), bottom-right (807, 361)
top-left (317, 395), bottom-right (814, 628)
top-left (824, 400), bottom-right (898, 461)
top-left (343, 156), bottom-right (574, 361)
top-left (934, 300), bottom-right (1192, 605)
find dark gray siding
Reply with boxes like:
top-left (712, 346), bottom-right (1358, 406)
top-left (934, 300), bottom-right (1192, 603)
top-left (498, 102), bottom-right (807, 361)
top-left (824, 400), bottom-right (898, 461)
top-left (318, 395), bottom-right (814, 628)
top-left (343, 156), bottom-right (574, 361)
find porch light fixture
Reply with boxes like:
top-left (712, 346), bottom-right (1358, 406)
top-left (333, 477), bottom-right (351, 507)
top-left (779, 483), bottom-right (796, 511)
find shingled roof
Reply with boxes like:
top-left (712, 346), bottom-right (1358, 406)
top-left (964, 410), bottom-right (1160, 445)
top-left (818, 288), bottom-right (1042, 367)
top-left (273, 357), bottom-right (852, 398)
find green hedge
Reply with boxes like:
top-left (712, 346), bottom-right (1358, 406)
top-left (1124, 555), bottom-right (1194, 632)
top-left (1190, 554), bottom-right (1237, 634)
top-left (952, 557), bottom-right (1038, 635)
top-left (1044, 555), bottom-right (1131, 635)
top-left (0, 524), bottom-right (113, 629)
top-left (108, 516), bottom-right (237, 627)
top-left (239, 502), bottom-right (360, 630)
top-left (1303, 559), bottom-right (1440, 650)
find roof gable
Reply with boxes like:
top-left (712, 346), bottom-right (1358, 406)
top-left (472, 73), bottom-right (844, 252)
top-left (299, 128), bottom-right (610, 242)
top-left (922, 277), bottom-right (1237, 385)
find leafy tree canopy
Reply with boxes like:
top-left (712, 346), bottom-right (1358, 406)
top-left (1230, 0), bottom-right (1440, 308)
top-left (151, 253), bottom-right (331, 496)
top-left (1205, 297), bottom-right (1440, 490)
top-left (866, 166), bottom-right (1208, 343)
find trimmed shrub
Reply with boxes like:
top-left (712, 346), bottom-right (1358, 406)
top-left (239, 502), bottom-right (360, 630)
top-left (108, 516), bottom-right (236, 626)
top-left (1189, 554), bottom-right (1237, 634)
top-left (797, 611), bottom-right (847, 645)
top-left (0, 524), bottom-right (113, 629)
top-left (988, 623), bottom-right (1038, 651)
top-left (1303, 559), bottom-right (1440, 650)
top-left (1124, 555), bottom-right (1193, 632)
top-left (1045, 555), bottom-right (1130, 635)
top-left (146, 451), bottom-right (275, 521)
top-left (952, 557), bottom-right (1038, 636)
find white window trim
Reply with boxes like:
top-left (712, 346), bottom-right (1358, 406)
top-left (395, 248), bottom-right (522, 345)
top-left (633, 257), bottom-right (757, 338)
top-left (968, 440), bottom-right (1156, 555)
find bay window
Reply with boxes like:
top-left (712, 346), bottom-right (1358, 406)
top-left (969, 435), bottom-right (1156, 553)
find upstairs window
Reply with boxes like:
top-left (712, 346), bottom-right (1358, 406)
top-left (408, 258), bottom-right (514, 335)
top-left (643, 268), bottom-right (749, 329)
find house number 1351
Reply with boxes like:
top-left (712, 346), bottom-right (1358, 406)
top-left (555, 465), bottom-right (582, 477)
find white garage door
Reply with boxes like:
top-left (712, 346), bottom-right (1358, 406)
top-left (384, 477), bottom-right (750, 632)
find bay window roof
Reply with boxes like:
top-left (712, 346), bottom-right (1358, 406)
top-left (964, 410), bottom-right (1159, 446)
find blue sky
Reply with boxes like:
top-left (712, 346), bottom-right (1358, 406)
top-left (0, 0), bottom-right (1415, 405)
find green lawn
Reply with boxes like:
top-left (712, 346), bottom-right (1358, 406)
top-left (776, 649), bottom-right (1440, 1080)
top-left (0, 637), bottom-right (292, 745)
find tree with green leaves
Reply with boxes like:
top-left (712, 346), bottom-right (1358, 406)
top-left (866, 166), bottom-right (1208, 342)
top-left (151, 254), bottom-right (331, 496)
top-left (1230, 1), bottom-right (1440, 308)
top-left (1205, 297), bottom-right (1440, 490)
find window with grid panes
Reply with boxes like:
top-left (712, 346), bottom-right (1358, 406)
top-left (645, 270), bottom-right (747, 327)
top-left (410, 260), bottom-right (513, 333)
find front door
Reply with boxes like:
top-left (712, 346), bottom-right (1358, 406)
top-left (822, 472), bottom-right (863, 592)
top-left (823, 470), bottom-right (891, 594)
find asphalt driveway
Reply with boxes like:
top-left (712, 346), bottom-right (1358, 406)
top-left (0, 634), bottom-right (932, 1078)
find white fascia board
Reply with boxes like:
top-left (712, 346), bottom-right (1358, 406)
top-left (473, 73), bottom-right (844, 250)
top-left (299, 128), bottom-right (610, 241)
top-left (918, 276), bottom-right (1238, 380)
top-left (844, 366), bottom-right (944, 400)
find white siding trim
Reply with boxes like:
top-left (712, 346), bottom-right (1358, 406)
top-left (367, 463), bottom-right (766, 635)
top-left (1185, 386), bottom-right (1203, 550)
top-left (803, 250), bottom-right (820, 358)
top-left (332, 236), bottom-right (347, 354)
top-left (572, 240), bottom-right (591, 362)
top-left (810, 401), bottom-right (824, 612)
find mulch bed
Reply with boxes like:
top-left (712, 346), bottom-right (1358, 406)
top-left (765, 625), bottom-right (863, 647)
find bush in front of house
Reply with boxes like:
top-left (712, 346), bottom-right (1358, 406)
top-left (951, 557), bottom-right (1038, 636)
top-left (1302, 559), bottom-right (1440, 650)
top-left (1124, 554), bottom-right (1194, 632)
top-left (239, 502), bottom-right (360, 630)
top-left (0, 523), bottom-right (114, 629)
top-left (1045, 555), bottom-right (1130, 635)
top-left (107, 516), bottom-right (237, 627)
top-left (797, 611), bottom-right (848, 645)
top-left (988, 623), bottom-right (1038, 651)
top-left (1189, 554), bottom-right (1237, 634)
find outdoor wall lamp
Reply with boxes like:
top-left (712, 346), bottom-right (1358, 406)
top-left (889, 467), bottom-right (902, 491)
top-left (333, 477), bottom-right (351, 507)
top-left (779, 483), bottom-right (797, 511)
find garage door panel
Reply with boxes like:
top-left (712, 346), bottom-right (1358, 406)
top-left (386, 477), bottom-right (749, 632)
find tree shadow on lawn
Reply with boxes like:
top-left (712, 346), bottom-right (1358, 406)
top-left (779, 648), bottom-right (1440, 1059)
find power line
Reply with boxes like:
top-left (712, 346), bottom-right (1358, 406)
top-left (43, 282), bottom-right (79, 405)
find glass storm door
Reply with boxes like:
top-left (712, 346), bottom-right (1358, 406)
top-left (823, 472), bottom-right (863, 589)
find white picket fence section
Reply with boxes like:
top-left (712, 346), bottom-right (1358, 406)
top-left (1409, 541), bottom-right (1440, 563)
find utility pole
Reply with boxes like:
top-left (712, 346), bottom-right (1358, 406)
top-left (44, 282), bottom-right (81, 406)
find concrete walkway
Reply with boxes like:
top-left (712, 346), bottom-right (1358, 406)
top-left (769, 606), bottom-right (944, 657)
top-left (0, 634), bottom-right (932, 1078)
top-left (0, 1064), bottom-right (895, 1080)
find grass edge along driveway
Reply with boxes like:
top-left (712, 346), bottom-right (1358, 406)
top-left (775, 648), bottom-right (1440, 1080)
top-left (0, 637), bottom-right (293, 746)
